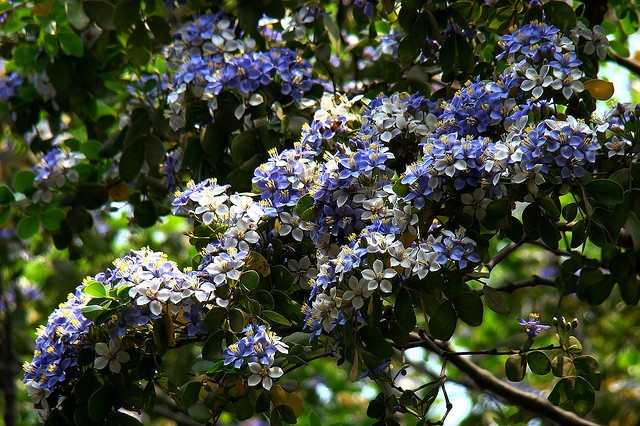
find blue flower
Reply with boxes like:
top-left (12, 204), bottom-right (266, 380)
top-left (517, 313), bottom-right (550, 337)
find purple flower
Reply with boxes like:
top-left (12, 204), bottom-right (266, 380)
top-left (517, 313), bottom-right (550, 338)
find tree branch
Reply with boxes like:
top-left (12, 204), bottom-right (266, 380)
top-left (0, 275), bottom-right (17, 426)
top-left (475, 275), bottom-right (556, 295)
top-left (609, 50), bottom-right (640, 77)
top-left (488, 240), bottom-right (525, 271)
top-left (409, 333), bottom-right (600, 426)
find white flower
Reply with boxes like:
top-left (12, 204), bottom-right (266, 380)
top-left (132, 278), bottom-right (168, 316)
top-left (512, 164), bottom-right (545, 194)
top-left (277, 211), bottom-right (306, 241)
top-left (25, 380), bottom-right (50, 410)
top-left (551, 68), bottom-right (584, 100)
top-left (247, 361), bottom-right (284, 390)
top-left (521, 65), bottom-right (553, 99)
top-left (342, 276), bottom-right (373, 309)
top-left (604, 136), bottom-right (631, 157)
top-left (288, 256), bottom-right (318, 289)
top-left (361, 259), bottom-right (396, 293)
top-left (461, 188), bottom-right (491, 221)
top-left (94, 338), bottom-right (130, 373)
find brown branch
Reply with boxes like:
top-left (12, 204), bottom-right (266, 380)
top-left (409, 333), bottom-right (601, 426)
top-left (1, 275), bottom-right (17, 426)
top-left (474, 275), bottom-right (556, 295)
top-left (609, 50), bottom-right (640, 77)
top-left (488, 240), bottom-right (525, 271)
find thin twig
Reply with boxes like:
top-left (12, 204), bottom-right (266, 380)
top-left (408, 333), bottom-right (601, 426)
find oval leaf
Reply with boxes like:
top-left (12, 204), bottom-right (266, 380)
top-left (429, 300), bottom-right (457, 341)
top-left (505, 353), bottom-right (526, 382)
top-left (527, 351), bottom-right (551, 375)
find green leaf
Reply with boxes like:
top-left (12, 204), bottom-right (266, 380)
top-left (584, 179), bottom-right (624, 207)
top-left (0, 208), bottom-right (10, 228)
top-left (231, 131), bottom-right (257, 164)
top-left (573, 355), bottom-right (601, 390)
top-left (505, 353), bottom-right (526, 382)
top-left (201, 330), bottom-right (225, 360)
top-left (76, 183), bottom-right (110, 210)
top-left (452, 292), bottom-right (483, 326)
top-left (271, 265), bottom-right (294, 291)
top-left (573, 377), bottom-right (595, 415)
top-left (13, 170), bottom-right (35, 193)
top-left (247, 251), bottom-right (271, 277)
top-left (119, 136), bottom-right (146, 182)
top-left (398, 36), bottom-right (418, 63)
top-left (114, 0), bottom-right (140, 32)
top-left (41, 208), bottom-right (66, 231)
top-left (147, 16), bottom-right (172, 44)
top-left (204, 307), bottom-right (227, 331)
top-left (551, 355), bottom-right (573, 377)
top-left (88, 386), bottom-right (115, 421)
top-left (548, 377), bottom-right (575, 408)
top-left (429, 300), bottom-right (457, 341)
top-left (392, 181), bottom-right (409, 197)
top-left (79, 305), bottom-right (105, 317)
top-left (439, 37), bottom-right (456, 74)
top-left (263, 310), bottom-right (291, 326)
top-left (527, 351), bottom-right (551, 375)
top-left (562, 203), bottom-right (578, 222)
top-left (295, 194), bottom-right (314, 216)
top-left (127, 25), bottom-right (151, 67)
top-left (181, 381), bottom-right (202, 409)
top-left (83, 1), bottom-right (116, 30)
top-left (229, 308), bottom-right (245, 332)
top-left (58, 27), bottom-right (85, 57)
top-left (395, 287), bottom-right (416, 332)
top-left (145, 135), bottom-right (165, 171)
top-left (65, 0), bottom-right (90, 29)
top-left (14, 44), bottom-right (38, 66)
top-left (571, 219), bottom-right (586, 248)
top-left (17, 217), bottom-right (40, 240)
top-left (619, 8), bottom-right (640, 36)
top-left (277, 404), bottom-right (298, 424)
top-left (487, 6), bottom-right (515, 32)
top-left (540, 216), bottom-right (560, 250)
top-left (543, 2), bottom-right (577, 31)
top-left (133, 200), bottom-right (158, 228)
top-left (83, 280), bottom-right (107, 298)
top-left (187, 403), bottom-right (211, 424)
top-left (239, 270), bottom-right (260, 291)
top-left (619, 277), bottom-right (640, 305)
top-left (484, 285), bottom-right (510, 314)
top-left (43, 33), bottom-right (59, 57)
top-left (0, 185), bottom-right (15, 205)
top-left (143, 380), bottom-right (155, 411)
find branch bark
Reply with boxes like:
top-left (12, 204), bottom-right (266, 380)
top-left (475, 275), bottom-right (556, 295)
top-left (0, 271), bottom-right (17, 426)
top-left (410, 333), bottom-right (601, 426)
top-left (609, 50), bottom-right (640, 77)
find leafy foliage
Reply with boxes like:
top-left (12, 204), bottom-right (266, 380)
top-left (1, 1), bottom-right (640, 425)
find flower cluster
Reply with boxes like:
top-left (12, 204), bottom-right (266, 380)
top-left (258, 6), bottom-right (324, 44)
top-left (224, 323), bottom-right (289, 390)
top-left (0, 70), bottom-right (22, 102)
top-left (165, 12), bottom-right (326, 130)
top-left (32, 147), bottom-right (84, 203)
top-left (23, 293), bottom-right (92, 398)
top-left (172, 178), bottom-right (267, 305)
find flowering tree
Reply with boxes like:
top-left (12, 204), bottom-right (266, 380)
top-left (2, 0), bottom-right (640, 425)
